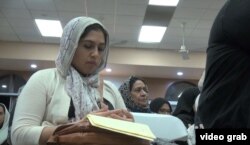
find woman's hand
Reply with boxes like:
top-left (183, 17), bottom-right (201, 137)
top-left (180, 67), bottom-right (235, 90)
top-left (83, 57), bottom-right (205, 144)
top-left (91, 109), bottom-right (134, 122)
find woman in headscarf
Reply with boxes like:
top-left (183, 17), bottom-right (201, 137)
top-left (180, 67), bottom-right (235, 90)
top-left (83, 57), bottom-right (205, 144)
top-left (119, 76), bottom-right (151, 113)
top-left (11, 17), bottom-right (132, 145)
top-left (150, 98), bottom-right (172, 115)
top-left (0, 103), bottom-right (9, 145)
top-left (172, 87), bottom-right (200, 128)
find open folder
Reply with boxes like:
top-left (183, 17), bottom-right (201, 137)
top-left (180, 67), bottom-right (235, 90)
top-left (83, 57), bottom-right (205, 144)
top-left (87, 114), bottom-right (156, 141)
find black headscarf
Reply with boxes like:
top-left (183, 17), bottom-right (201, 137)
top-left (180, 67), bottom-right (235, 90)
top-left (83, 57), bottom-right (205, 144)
top-left (150, 98), bottom-right (172, 113)
top-left (172, 87), bottom-right (200, 128)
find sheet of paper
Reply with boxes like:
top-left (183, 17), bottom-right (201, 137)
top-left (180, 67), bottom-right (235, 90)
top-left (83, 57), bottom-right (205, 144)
top-left (132, 112), bottom-right (188, 141)
top-left (87, 114), bottom-right (156, 141)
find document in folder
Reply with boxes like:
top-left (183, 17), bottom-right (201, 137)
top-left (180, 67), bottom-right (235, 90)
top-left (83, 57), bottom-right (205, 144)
top-left (87, 114), bottom-right (156, 141)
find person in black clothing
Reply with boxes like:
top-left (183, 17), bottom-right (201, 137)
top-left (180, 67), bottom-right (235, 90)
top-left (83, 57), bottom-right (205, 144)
top-left (150, 98), bottom-right (172, 115)
top-left (197, 0), bottom-right (250, 128)
top-left (172, 87), bottom-right (200, 128)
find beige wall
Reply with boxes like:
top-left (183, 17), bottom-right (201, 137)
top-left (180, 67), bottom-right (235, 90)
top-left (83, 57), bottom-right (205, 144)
top-left (0, 70), bottom-right (198, 100)
top-left (144, 77), bottom-right (198, 100)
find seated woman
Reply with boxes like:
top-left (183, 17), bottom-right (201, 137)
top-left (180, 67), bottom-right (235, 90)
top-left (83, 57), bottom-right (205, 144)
top-left (150, 98), bottom-right (172, 115)
top-left (119, 76), bottom-right (151, 113)
top-left (0, 103), bottom-right (10, 145)
top-left (11, 16), bottom-right (133, 145)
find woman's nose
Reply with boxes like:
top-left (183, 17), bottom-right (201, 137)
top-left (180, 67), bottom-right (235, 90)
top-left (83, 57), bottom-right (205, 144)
top-left (91, 47), bottom-right (99, 57)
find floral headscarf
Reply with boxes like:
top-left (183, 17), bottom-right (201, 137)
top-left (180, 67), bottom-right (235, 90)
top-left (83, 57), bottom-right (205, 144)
top-left (55, 17), bottom-right (109, 120)
top-left (0, 103), bottom-right (9, 144)
top-left (119, 76), bottom-right (151, 113)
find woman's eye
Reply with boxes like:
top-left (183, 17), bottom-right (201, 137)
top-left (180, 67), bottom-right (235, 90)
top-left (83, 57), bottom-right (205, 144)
top-left (98, 47), bottom-right (105, 52)
top-left (84, 44), bottom-right (93, 49)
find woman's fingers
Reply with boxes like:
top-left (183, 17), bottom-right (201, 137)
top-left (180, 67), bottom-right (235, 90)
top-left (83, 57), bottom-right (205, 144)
top-left (90, 109), bottom-right (134, 122)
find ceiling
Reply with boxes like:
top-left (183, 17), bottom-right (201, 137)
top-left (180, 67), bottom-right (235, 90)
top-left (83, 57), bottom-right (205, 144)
top-left (0, 0), bottom-right (226, 80)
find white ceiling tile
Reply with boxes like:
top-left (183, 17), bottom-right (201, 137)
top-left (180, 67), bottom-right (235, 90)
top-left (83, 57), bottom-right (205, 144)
top-left (24, 0), bottom-right (56, 11)
top-left (0, 0), bottom-right (26, 9)
top-left (115, 15), bottom-right (143, 26)
top-left (114, 25), bottom-right (140, 34)
top-left (12, 27), bottom-right (40, 36)
top-left (174, 7), bottom-right (205, 19)
top-left (0, 18), bottom-right (9, 26)
top-left (58, 12), bottom-right (86, 24)
top-left (7, 18), bottom-right (35, 28)
top-left (54, 0), bottom-right (85, 12)
top-left (164, 27), bottom-right (193, 39)
top-left (88, 14), bottom-right (114, 25)
top-left (116, 3), bottom-right (147, 16)
top-left (178, 0), bottom-right (215, 9)
top-left (1, 8), bottom-right (32, 19)
top-left (201, 10), bottom-right (219, 20)
top-left (190, 28), bottom-right (210, 38)
top-left (0, 25), bottom-right (15, 34)
top-left (210, 0), bottom-right (227, 9)
top-left (195, 20), bottom-right (214, 30)
top-left (117, 0), bottom-right (148, 5)
top-left (168, 18), bottom-right (199, 29)
top-left (0, 11), bottom-right (4, 18)
top-left (87, 0), bottom-right (115, 15)
top-left (30, 10), bottom-right (59, 19)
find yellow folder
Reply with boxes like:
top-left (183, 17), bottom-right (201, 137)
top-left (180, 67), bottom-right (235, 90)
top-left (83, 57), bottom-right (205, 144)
top-left (87, 114), bottom-right (156, 141)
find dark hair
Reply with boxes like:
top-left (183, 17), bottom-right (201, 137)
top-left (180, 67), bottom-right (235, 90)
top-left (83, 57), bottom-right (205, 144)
top-left (80, 23), bottom-right (108, 44)
top-left (129, 76), bottom-right (147, 91)
top-left (150, 98), bottom-right (172, 113)
top-left (0, 104), bottom-right (5, 114)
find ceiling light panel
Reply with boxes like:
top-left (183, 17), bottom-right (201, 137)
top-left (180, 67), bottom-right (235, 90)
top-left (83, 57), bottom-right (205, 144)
top-left (149, 0), bottom-right (179, 7)
top-left (35, 19), bottom-right (63, 37)
top-left (138, 25), bottom-right (167, 43)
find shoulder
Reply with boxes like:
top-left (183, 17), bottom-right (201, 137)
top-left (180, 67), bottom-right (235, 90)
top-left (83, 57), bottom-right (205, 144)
top-left (30, 68), bottom-right (61, 81)
top-left (26, 68), bottom-right (64, 88)
top-left (104, 80), bottom-right (117, 89)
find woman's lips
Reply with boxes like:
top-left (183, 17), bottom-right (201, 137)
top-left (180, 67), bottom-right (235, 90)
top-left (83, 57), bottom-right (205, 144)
top-left (86, 61), bottom-right (97, 65)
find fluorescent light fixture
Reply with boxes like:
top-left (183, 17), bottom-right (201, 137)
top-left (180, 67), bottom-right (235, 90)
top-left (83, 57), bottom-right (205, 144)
top-left (105, 68), bottom-right (112, 72)
top-left (2, 84), bottom-right (7, 88)
top-left (177, 72), bottom-right (183, 76)
top-left (138, 25), bottom-right (167, 43)
top-left (31, 64), bottom-right (37, 69)
top-left (35, 19), bottom-right (63, 37)
top-left (149, 0), bottom-right (179, 6)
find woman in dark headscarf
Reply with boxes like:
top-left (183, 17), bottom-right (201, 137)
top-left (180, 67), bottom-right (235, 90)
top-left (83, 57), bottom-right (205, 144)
top-left (172, 87), bottom-right (200, 128)
top-left (119, 76), bottom-right (151, 113)
top-left (150, 98), bottom-right (172, 115)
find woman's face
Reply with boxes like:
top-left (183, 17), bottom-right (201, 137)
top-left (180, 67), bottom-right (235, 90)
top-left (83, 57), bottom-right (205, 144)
top-left (72, 30), bottom-right (105, 75)
top-left (130, 80), bottom-right (149, 108)
top-left (158, 103), bottom-right (171, 115)
top-left (0, 106), bottom-right (4, 126)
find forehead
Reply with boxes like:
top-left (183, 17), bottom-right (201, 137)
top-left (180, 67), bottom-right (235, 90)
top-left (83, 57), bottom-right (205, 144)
top-left (0, 106), bottom-right (4, 112)
top-left (132, 80), bottom-right (146, 88)
top-left (81, 30), bottom-right (105, 41)
top-left (161, 103), bottom-right (170, 109)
